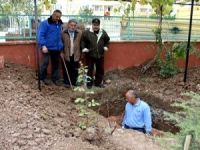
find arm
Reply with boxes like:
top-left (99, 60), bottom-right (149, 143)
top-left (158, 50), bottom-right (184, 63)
top-left (81, 31), bottom-right (89, 53)
top-left (103, 30), bottom-right (110, 51)
top-left (60, 32), bottom-right (65, 59)
top-left (122, 104), bottom-right (127, 127)
top-left (37, 21), bottom-right (48, 48)
top-left (103, 30), bottom-right (110, 48)
top-left (143, 105), bottom-right (152, 134)
top-left (121, 112), bottom-right (125, 128)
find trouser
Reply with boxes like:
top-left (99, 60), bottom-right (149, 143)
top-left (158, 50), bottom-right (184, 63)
top-left (62, 55), bottom-right (79, 86)
top-left (124, 124), bottom-right (146, 133)
top-left (40, 50), bottom-right (61, 82)
top-left (85, 55), bottom-right (104, 87)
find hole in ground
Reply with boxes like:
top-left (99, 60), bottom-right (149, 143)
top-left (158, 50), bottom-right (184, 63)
top-left (93, 89), bottom-right (180, 134)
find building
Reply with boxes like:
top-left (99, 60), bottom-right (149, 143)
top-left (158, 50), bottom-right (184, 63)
top-left (51, 0), bottom-right (153, 17)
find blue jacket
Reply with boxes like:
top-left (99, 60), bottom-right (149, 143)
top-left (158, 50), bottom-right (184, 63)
top-left (37, 17), bottom-right (63, 51)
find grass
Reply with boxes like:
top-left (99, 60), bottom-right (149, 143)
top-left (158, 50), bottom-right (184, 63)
top-left (157, 92), bottom-right (200, 150)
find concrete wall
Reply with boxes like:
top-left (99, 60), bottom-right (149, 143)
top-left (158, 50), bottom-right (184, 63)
top-left (0, 41), bottom-right (200, 72)
top-left (0, 41), bottom-right (37, 68)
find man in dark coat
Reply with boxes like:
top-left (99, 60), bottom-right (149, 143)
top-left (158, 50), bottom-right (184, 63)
top-left (81, 18), bottom-right (110, 88)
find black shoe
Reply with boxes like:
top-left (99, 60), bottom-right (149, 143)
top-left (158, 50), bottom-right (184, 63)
top-left (95, 84), bottom-right (105, 88)
top-left (87, 85), bottom-right (92, 89)
top-left (42, 79), bottom-right (51, 85)
top-left (52, 80), bottom-right (62, 86)
top-left (64, 84), bottom-right (71, 88)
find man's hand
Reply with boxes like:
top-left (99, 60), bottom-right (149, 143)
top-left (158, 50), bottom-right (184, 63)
top-left (82, 48), bottom-right (89, 53)
top-left (145, 132), bottom-right (152, 136)
top-left (60, 52), bottom-right (64, 59)
top-left (104, 47), bottom-right (108, 52)
top-left (42, 46), bottom-right (48, 53)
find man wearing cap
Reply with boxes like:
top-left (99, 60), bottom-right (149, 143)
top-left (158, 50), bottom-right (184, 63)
top-left (122, 90), bottom-right (152, 135)
top-left (61, 19), bottom-right (82, 87)
top-left (81, 18), bottom-right (110, 88)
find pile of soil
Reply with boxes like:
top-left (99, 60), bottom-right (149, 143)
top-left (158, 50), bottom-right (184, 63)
top-left (0, 63), bottom-right (199, 149)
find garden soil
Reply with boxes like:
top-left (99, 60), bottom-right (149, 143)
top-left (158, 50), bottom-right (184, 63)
top-left (1, 63), bottom-right (200, 150)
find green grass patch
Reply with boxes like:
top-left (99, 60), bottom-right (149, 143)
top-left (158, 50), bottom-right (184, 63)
top-left (157, 92), bottom-right (200, 149)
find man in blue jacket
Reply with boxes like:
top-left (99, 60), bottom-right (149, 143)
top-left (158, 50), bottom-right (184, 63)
top-left (38, 9), bottom-right (63, 85)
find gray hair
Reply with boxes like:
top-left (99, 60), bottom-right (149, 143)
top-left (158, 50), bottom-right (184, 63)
top-left (68, 19), bottom-right (78, 24)
top-left (127, 90), bottom-right (138, 98)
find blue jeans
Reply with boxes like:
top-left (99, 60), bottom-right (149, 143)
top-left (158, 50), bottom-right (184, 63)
top-left (40, 50), bottom-right (60, 82)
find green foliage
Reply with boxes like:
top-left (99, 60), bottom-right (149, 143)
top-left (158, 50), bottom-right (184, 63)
top-left (79, 122), bottom-right (87, 130)
top-left (149, 0), bottom-right (174, 16)
top-left (172, 42), bottom-right (198, 59)
top-left (153, 27), bottom-right (162, 42)
top-left (157, 42), bottom-right (194, 78)
top-left (153, 30), bottom-right (198, 78)
top-left (113, 0), bottom-right (137, 17)
top-left (158, 55), bottom-right (179, 78)
top-left (159, 92), bottom-right (200, 149)
top-left (74, 64), bottom-right (100, 130)
top-left (77, 62), bottom-right (90, 87)
top-left (0, 0), bottom-right (57, 14)
top-left (78, 6), bottom-right (93, 24)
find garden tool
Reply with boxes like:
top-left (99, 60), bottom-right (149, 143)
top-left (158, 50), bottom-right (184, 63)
top-left (61, 56), bottom-right (73, 89)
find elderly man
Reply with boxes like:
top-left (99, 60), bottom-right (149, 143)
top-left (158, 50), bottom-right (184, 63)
top-left (61, 19), bottom-right (82, 87)
top-left (81, 18), bottom-right (110, 88)
top-left (122, 90), bottom-right (152, 135)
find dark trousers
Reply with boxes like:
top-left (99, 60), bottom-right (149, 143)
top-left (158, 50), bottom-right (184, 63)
top-left (62, 55), bottom-right (79, 86)
top-left (124, 124), bottom-right (146, 133)
top-left (85, 56), bottom-right (104, 87)
top-left (40, 50), bottom-right (60, 82)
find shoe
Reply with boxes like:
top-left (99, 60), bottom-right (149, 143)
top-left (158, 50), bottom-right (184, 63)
top-left (52, 80), bottom-right (62, 86)
top-left (41, 79), bottom-right (51, 85)
top-left (64, 84), bottom-right (71, 88)
top-left (87, 85), bottom-right (92, 89)
top-left (95, 84), bottom-right (105, 88)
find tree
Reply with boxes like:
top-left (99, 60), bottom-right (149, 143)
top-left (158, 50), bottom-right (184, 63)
top-left (78, 6), bottom-right (93, 24)
top-left (139, 0), bottom-right (174, 73)
top-left (0, 0), bottom-right (57, 15)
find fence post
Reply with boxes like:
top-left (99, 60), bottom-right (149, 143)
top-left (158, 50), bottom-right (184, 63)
top-left (183, 135), bottom-right (192, 150)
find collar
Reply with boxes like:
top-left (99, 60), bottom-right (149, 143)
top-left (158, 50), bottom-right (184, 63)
top-left (89, 27), bottom-right (103, 33)
top-left (128, 98), bottom-right (141, 106)
top-left (134, 98), bottom-right (141, 106)
top-left (48, 16), bottom-right (63, 24)
top-left (64, 29), bottom-right (78, 34)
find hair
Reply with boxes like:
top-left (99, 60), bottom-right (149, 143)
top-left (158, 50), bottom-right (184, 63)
top-left (53, 9), bottom-right (62, 15)
top-left (92, 18), bottom-right (100, 25)
top-left (127, 90), bottom-right (138, 98)
top-left (68, 19), bottom-right (78, 24)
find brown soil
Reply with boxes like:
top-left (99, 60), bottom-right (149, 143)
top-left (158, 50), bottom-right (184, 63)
top-left (0, 63), bottom-right (199, 150)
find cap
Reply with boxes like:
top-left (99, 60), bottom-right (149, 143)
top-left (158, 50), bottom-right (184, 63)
top-left (92, 18), bottom-right (100, 25)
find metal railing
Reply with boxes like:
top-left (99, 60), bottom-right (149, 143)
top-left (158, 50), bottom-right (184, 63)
top-left (0, 14), bottom-right (200, 42)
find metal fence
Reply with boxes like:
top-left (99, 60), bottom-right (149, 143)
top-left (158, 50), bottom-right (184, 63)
top-left (0, 14), bottom-right (200, 42)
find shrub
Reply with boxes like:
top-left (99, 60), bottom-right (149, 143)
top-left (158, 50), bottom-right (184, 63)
top-left (158, 92), bottom-right (200, 149)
